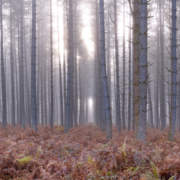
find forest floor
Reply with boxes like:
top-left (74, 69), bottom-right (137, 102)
top-left (0, 125), bottom-right (180, 180)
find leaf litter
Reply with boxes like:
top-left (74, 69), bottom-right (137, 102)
top-left (0, 126), bottom-right (179, 179)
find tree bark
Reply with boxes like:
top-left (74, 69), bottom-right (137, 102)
top-left (114, 0), bottom-right (121, 132)
top-left (169, 0), bottom-right (177, 141)
top-left (136, 0), bottom-right (148, 141)
top-left (99, 0), bottom-right (112, 139)
top-left (31, 0), bottom-right (37, 131)
top-left (50, 0), bottom-right (54, 128)
top-left (0, 0), bottom-right (7, 127)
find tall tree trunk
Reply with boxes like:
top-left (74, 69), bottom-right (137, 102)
top-left (56, 0), bottom-right (64, 126)
top-left (114, 0), bottom-right (121, 132)
top-left (128, 16), bottom-right (132, 130)
top-left (50, 0), bottom-right (54, 128)
top-left (31, 0), bottom-right (37, 131)
top-left (79, 64), bottom-right (85, 125)
top-left (148, 85), bottom-right (153, 128)
top-left (19, 0), bottom-right (25, 128)
top-left (0, 0), bottom-right (7, 127)
top-left (16, 26), bottom-right (20, 125)
top-left (107, 5), bottom-right (112, 127)
top-left (65, 0), bottom-right (74, 132)
top-left (94, 0), bottom-right (102, 129)
top-left (122, 0), bottom-right (126, 130)
top-left (99, 0), bottom-right (112, 139)
top-left (10, 0), bottom-right (15, 126)
top-left (154, 12), bottom-right (160, 128)
top-left (24, 38), bottom-right (31, 127)
top-left (136, 0), bottom-right (148, 141)
top-left (73, 2), bottom-right (78, 127)
top-left (59, 60), bottom-right (64, 126)
top-left (159, 0), bottom-right (166, 130)
top-left (169, 0), bottom-right (177, 141)
top-left (132, 0), bottom-right (140, 132)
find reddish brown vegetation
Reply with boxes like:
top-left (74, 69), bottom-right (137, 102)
top-left (0, 125), bottom-right (180, 179)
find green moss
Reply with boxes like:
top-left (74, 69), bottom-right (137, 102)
top-left (16, 156), bottom-right (33, 166)
top-left (127, 166), bottom-right (140, 176)
top-left (150, 161), bottom-right (160, 179)
top-left (168, 176), bottom-right (175, 180)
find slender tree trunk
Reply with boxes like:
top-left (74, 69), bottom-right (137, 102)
top-left (56, 1), bottom-right (64, 126)
top-left (114, 0), bottom-right (121, 132)
top-left (40, 69), bottom-right (44, 126)
top-left (50, 0), bottom-right (54, 128)
top-left (169, 0), bottom-right (177, 141)
top-left (59, 60), bottom-right (64, 126)
top-left (99, 0), bottom-right (112, 139)
top-left (65, 0), bottom-right (74, 132)
top-left (94, 0), bottom-right (102, 129)
top-left (73, 2), bottom-right (78, 127)
top-left (159, 1), bottom-right (166, 130)
top-left (37, 29), bottom-right (40, 124)
top-left (19, 0), bottom-right (25, 128)
top-left (148, 85), bottom-right (153, 128)
top-left (31, 0), bottom-right (37, 131)
top-left (24, 38), bottom-right (31, 127)
top-left (128, 16), bottom-right (132, 130)
top-left (44, 66), bottom-right (48, 126)
top-left (107, 4), bottom-right (112, 127)
top-left (0, 0), bottom-right (7, 127)
top-left (122, 0), bottom-right (126, 130)
top-left (16, 26), bottom-right (20, 125)
top-left (10, 0), bottom-right (15, 126)
top-left (136, 0), bottom-right (148, 141)
top-left (79, 65), bottom-right (85, 125)
top-left (63, 59), bottom-right (66, 124)
top-left (132, 0), bottom-right (140, 132)
top-left (154, 14), bottom-right (160, 128)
